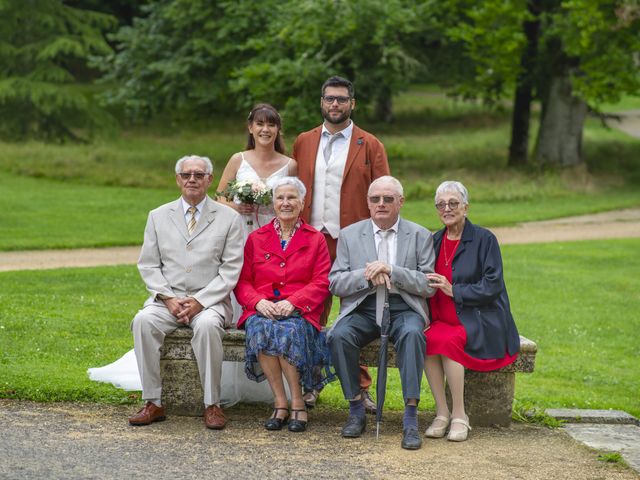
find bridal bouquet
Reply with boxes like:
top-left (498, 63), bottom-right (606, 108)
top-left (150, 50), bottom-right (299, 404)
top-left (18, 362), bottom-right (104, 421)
top-left (218, 179), bottom-right (272, 206)
top-left (217, 179), bottom-right (272, 226)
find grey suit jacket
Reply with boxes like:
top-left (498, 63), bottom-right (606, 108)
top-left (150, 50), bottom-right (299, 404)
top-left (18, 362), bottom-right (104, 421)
top-left (137, 196), bottom-right (244, 327)
top-left (329, 217), bottom-right (436, 329)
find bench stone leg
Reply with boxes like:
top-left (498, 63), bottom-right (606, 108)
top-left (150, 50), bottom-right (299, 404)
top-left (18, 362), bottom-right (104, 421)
top-left (446, 371), bottom-right (515, 427)
top-left (160, 360), bottom-right (204, 417)
top-left (159, 328), bottom-right (204, 416)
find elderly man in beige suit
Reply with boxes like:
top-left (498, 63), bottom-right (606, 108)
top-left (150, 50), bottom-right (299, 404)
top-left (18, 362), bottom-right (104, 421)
top-left (128, 155), bottom-right (244, 430)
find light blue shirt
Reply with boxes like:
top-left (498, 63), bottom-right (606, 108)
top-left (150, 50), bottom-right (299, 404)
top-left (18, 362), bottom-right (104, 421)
top-left (181, 197), bottom-right (206, 224)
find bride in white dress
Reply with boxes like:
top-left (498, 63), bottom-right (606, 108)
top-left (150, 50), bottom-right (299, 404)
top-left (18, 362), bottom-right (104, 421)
top-left (89, 103), bottom-right (298, 406)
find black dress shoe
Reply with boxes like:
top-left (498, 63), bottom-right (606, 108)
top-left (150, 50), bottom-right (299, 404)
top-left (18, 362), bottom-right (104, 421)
top-left (264, 407), bottom-right (289, 431)
top-left (401, 426), bottom-right (422, 450)
top-left (288, 408), bottom-right (308, 432)
top-left (341, 414), bottom-right (366, 438)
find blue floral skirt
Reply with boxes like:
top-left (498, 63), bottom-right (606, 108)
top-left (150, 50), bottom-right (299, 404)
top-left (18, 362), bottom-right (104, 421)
top-left (244, 314), bottom-right (335, 391)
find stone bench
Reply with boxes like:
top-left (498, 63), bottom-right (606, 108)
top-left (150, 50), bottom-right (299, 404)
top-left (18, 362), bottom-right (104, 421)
top-left (160, 328), bottom-right (537, 427)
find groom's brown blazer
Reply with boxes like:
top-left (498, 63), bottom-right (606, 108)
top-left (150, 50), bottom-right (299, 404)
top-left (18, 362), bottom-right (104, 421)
top-left (293, 124), bottom-right (390, 230)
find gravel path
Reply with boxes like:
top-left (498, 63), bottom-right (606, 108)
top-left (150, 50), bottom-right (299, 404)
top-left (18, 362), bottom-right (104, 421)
top-left (0, 401), bottom-right (637, 480)
top-left (608, 109), bottom-right (640, 139)
top-left (1, 209), bottom-right (639, 272)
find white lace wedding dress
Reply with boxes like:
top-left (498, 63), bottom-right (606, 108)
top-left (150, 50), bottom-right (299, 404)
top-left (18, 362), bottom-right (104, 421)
top-left (88, 155), bottom-right (292, 406)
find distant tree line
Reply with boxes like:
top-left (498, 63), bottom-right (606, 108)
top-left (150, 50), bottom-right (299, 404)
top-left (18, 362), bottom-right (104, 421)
top-left (1, 0), bottom-right (639, 167)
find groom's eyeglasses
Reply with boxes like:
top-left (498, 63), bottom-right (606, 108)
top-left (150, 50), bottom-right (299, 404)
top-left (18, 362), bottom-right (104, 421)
top-left (178, 172), bottom-right (208, 180)
top-left (368, 195), bottom-right (396, 204)
top-left (322, 95), bottom-right (351, 105)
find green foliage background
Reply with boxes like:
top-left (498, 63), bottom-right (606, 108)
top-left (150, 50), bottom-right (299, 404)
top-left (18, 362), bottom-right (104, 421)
top-left (0, 0), bottom-right (116, 140)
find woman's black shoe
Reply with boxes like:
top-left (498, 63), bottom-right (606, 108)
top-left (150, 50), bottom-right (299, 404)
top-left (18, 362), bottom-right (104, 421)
top-left (264, 407), bottom-right (289, 431)
top-left (288, 408), bottom-right (307, 432)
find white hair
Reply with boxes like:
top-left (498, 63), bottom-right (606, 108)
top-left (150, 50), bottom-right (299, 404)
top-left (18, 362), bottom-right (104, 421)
top-left (368, 175), bottom-right (404, 196)
top-left (435, 180), bottom-right (469, 205)
top-left (271, 176), bottom-right (307, 199)
top-left (175, 155), bottom-right (213, 174)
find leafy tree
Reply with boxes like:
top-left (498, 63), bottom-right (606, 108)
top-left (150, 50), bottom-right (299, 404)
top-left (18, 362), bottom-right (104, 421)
top-left (231, 0), bottom-right (438, 130)
top-left (101, 0), bottom-right (439, 130)
top-left (99, 0), bottom-right (281, 120)
top-left (437, 0), bottom-right (640, 167)
top-left (535, 0), bottom-right (640, 166)
top-left (0, 0), bottom-right (116, 141)
top-left (66, 0), bottom-right (147, 26)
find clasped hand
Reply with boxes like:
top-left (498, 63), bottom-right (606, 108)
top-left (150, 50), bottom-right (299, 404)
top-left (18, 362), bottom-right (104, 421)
top-left (256, 299), bottom-right (295, 320)
top-left (365, 261), bottom-right (391, 289)
top-left (163, 297), bottom-right (204, 325)
top-left (426, 273), bottom-right (453, 297)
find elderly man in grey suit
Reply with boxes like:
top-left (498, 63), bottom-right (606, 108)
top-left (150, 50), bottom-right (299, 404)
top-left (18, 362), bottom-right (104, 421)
top-left (128, 155), bottom-right (244, 430)
top-left (328, 175), bottom-right (436, 450)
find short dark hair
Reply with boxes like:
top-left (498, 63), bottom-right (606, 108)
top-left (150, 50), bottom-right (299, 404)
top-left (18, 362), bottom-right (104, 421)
top-left (321, 75), bottom-right (354, 98)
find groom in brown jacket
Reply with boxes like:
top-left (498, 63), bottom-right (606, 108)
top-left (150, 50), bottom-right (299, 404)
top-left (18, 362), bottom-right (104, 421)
top-left (293, 75), bottom-right (390, 411)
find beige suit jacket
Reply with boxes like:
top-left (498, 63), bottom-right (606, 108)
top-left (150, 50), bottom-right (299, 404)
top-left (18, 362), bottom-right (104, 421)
top-left (137, 196), bottom-right (244, 327)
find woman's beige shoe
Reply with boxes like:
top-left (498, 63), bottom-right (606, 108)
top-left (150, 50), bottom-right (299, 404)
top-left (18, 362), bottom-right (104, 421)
top-left (447, 416), bottom-right (471, 442)
top-left (425, 415), bottom-right (450, 438)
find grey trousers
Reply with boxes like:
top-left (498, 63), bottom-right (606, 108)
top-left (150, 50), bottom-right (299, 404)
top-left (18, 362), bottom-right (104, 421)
top-left (132, 303), bottom-right (225, 406)
top-left (329, 294), bottom-right (425, 401)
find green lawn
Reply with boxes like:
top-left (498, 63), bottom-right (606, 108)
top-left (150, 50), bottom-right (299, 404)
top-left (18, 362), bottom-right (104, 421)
top-left (3, 170), bottom-right (640, 251)
top-left (0, 172), bottom-right (175, 250)
top-left (2, 239), bottom-right (638, 417)
top-left (1, 85), bottom-right (639, 251)
top-left (505, 239), bottom-right (640, 417)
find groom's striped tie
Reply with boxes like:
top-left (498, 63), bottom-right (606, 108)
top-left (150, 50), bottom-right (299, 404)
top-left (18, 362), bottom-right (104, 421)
top-left (187, 206), bottom-right (197, 235)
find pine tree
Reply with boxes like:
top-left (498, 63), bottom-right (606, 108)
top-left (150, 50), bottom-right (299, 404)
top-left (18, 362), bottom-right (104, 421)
top-left (0, 0), bottom-right (116, 141)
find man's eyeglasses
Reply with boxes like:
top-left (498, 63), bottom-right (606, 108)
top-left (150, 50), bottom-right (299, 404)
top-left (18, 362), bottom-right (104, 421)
top-left (322, 95), bottom-right (351, 105)
top-left (435, 200), bottom-right (461, 211)
top-left (369, 195), bottom-right (396, 204)
top-left (178, 172), bottom-right (209, 180)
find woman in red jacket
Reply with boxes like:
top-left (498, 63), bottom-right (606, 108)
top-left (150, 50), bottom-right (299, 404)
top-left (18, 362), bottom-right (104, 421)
top-left (235, 176), bottom-right (334, 433)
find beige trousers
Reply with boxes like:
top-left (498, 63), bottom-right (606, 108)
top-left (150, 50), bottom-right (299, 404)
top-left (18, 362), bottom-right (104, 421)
top-left (132, 304), bottom-right (225, 406)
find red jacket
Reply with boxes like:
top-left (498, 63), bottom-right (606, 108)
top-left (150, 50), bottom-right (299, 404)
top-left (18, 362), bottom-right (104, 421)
top-left (234, 221), bottom-right (331, 330)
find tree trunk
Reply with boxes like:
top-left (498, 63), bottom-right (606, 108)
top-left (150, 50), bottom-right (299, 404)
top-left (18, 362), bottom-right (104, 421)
top-left (508, 86), bottom-right (534, 167)
top-left (508, 0), bottom-right (542, 167)
top-left (534, 74), bottom-right (587, 166)
top-left (375, 86), bottom-right (394, 123)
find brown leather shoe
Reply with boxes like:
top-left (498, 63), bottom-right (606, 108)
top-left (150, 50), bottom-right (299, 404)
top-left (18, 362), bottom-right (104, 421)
top-left (303, 389), bottom-right (320, 409)
top-left (204, 405), bottom-right (226, 430)
top-left (129, 402), bottom-right (166, 426)
top-left (361, 389), bottom-right (377, 415)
